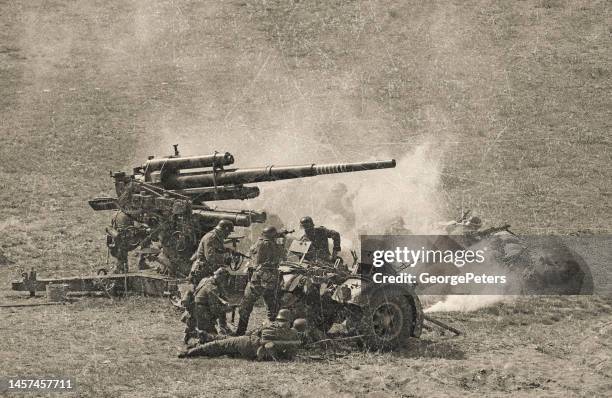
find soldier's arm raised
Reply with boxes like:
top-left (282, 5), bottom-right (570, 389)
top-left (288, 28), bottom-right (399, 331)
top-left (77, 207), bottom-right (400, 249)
top-left (326, 228), bottom-right (341, 253)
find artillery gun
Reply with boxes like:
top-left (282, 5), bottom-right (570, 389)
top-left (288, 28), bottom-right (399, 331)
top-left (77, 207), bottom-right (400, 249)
top-left (12, 145), bottom-right (396, 297)
top-left (90, 145), bottom-right (395, 277)
top-left (276, 240), bottom-right (424, 350)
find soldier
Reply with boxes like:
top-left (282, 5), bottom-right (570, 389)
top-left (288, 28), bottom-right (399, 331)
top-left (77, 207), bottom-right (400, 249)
top-left (108, 211), bottom-right (132, 273)
top-left (189, 220), bottom-right (234, 285)
top-left (386, 216), bottom-right (413, 235)
top-left (179, 283), bottom-right (198, 344)
top-left (446, 215), bottom-right (482, 235)
top-left (235, 226), bottom-right (285, 336)
top-left (292, 318), bottom-right (326, 345)
top-left (191, 267), bottom-right (233, 344)
top-left (323, 182), bottom-right (356, 230)
top-left (463, 216), bottom-right (482, 231)
top-left (299, 216), bottom-right (341, 263)
top-left (107, 211), bottom-right (150, 274)
top-left (179, 309), bottom-right (301, 360)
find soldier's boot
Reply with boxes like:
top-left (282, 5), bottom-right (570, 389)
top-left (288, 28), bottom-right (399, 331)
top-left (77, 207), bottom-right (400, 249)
top-left (235, 316), bottom-right (249, 336)
top-left (256, 345), bottom-right (269, 361)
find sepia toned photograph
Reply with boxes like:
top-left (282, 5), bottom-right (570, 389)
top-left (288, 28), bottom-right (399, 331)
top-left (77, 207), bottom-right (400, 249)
top-left (1, 1), bottom-right (610, 397)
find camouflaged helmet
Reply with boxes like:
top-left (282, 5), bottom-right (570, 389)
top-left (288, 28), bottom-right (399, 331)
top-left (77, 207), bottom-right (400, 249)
top-left (300, 216), bottom-right (314, 229)
top-left (262, 226), bottom-right (278, 239)
top-left (276, 308), bottom-right (292, 322)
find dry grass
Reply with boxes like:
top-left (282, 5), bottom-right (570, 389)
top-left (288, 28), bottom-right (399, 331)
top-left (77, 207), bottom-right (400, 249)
top-left (1, 295), bottom-right (611, 397)
top-left (0, 0), bottom-right (611, 396)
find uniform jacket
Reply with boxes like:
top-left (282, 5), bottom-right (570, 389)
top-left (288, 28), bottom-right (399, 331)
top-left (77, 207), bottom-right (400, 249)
top-left (254, 321), bottom-right (299, 344)
top-left (194, 227), bottom-right (226, 266)
top-left (300, 226), bottom-right (341, 262)
top-left (250, 238), bottom-right (285, 269)
top-left (193, 277), bottom-right (229, 315)
top-left (248, 237), bottom-right (285, 288)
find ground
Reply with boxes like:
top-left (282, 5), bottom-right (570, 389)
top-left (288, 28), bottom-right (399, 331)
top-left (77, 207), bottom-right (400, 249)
top-left (2, 295), bottom-right (611, 397)
top-left (0, 0), bottom-right (610, 397)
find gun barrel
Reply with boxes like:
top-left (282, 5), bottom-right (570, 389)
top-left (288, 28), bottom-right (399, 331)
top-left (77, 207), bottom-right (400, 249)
top-left (145, 152), bottom-right (234, 173)
top-left (175, 186), bottom-right (260, 203)
top-left (161, 160), bottom-right (396, 190)
top-left (196, 210), bottom-right (267, 227)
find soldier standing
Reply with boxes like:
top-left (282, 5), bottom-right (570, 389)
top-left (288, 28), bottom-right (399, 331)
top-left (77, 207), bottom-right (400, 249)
top-left (108, 211), bottom-right (142, 274)
top-left (386, 216), bottom-right (413, 235)
top-left (235, 226), bottom-right (285, 336)
top-left (191, 267), bottom-right (233, 344)
top-left (179, 309), bottom-right (301, 360)
top-left (299, 216), bottom-right (341, 263)
top-left (189, 220), bottom-right (234, 285)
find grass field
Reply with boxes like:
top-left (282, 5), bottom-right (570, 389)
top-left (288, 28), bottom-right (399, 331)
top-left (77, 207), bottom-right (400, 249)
top-left (1, 0), bottom-right (610, 396)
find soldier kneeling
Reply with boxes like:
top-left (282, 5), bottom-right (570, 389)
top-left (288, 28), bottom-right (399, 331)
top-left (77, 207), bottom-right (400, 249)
top-left (187, 267), bottom-right (234, 344)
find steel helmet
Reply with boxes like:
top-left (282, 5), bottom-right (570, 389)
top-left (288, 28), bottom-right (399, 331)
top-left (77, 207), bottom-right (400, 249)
top-left (213, 267), bottom-right (230, 278)
top-left (276, 308), bottom-right (292, 322)
top-left (217, 220), bottom-right (234, 233)
top-left (262, 226), bottom-right (278, 239)
top-left (300, 216), bottom-right (314, 229)
top-left (292, 318), bottom-right (308, 332)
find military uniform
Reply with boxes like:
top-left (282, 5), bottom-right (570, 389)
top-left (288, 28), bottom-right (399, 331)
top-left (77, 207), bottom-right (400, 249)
top-left (180, 283), bottom-right (197, 344)
top-left (157, 227), bottom-right (193, 277)
top-left (180, 321), bottom-right (300, 360)
top-left (301, 226), bottom-right (341, 262)
top-left (236, 237), bottom-right (285, 335)
top-left (192, 276), bottom-right (231, 343)
top-left (108, 211), bottom-right (134, 273)
top-left (190, 228), bottom-right (227, 284)
top-left (295, 323), bottom-right (326, 345)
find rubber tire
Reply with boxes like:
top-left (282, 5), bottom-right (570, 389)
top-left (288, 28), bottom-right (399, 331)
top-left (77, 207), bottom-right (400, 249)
top-left (359, 291), bottom-right (415, 351)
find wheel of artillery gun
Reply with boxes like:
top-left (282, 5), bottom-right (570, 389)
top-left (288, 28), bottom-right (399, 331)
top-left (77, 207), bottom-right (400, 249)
top-left (358, 290), bottom-right (415, 351)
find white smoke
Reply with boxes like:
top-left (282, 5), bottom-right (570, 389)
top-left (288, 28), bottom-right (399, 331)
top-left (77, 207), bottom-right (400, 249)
top-left (127, 32), bottom-right (449, 255)
top-left (352, 143), bottom-right (444, 235)
top-left (237, 142), bottom-right (446, 253)
top-left (424, 295), bottom-right (509, 313)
